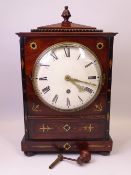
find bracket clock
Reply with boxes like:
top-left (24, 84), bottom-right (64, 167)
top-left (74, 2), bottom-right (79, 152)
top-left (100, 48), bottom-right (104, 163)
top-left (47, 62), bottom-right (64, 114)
top-left (17, 6), bottom-right (117, 162)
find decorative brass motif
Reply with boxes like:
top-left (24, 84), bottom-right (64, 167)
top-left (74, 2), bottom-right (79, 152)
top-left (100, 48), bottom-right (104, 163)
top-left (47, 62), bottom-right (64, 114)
top-left (63, 143), bottom-right (71, 150)
top-left (83, 124), bottom-right (94, 133)
top-left (63, 124), bottom-right (71, 132)
top-left (40, 124), bottom-right (53, 133)
top-left (30, 42), bottom-right (37, 50)
top-left (95, 103), bottom-right (103, 112)
top-left (96, 42), bottom-right (104, 49)
top-left (32, 103), bottom-right (41, 112)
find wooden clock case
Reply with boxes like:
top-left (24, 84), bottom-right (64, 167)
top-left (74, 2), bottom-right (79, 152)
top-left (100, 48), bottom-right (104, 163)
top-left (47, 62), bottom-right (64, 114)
top-left (17, 7), bottom-right (117, 156)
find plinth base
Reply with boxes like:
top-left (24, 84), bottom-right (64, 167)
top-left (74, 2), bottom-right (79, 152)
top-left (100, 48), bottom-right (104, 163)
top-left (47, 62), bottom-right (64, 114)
top-left (21, 136), bottom-right (113, 156)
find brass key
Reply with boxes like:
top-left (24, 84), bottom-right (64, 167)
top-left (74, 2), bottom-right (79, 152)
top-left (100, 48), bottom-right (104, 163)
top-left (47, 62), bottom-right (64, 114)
top-left (49, 151), bottom-right (91, 169)
top-left (49, 154), bottom-right (63, 169)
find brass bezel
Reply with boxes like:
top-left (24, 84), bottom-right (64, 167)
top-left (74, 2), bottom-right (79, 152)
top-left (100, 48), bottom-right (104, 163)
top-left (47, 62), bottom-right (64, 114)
top-left (32, 42), bottom-right (103, 112)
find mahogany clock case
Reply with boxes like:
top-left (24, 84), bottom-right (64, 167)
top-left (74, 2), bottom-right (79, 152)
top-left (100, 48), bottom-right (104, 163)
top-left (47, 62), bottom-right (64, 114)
top-left (17, 14), bottom-right (117, 155)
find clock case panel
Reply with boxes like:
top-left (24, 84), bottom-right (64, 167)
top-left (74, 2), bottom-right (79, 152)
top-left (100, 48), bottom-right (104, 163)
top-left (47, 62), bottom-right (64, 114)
top-left (18, 32), bottom-right (116, 154)
top-left (21, 36), bottom-right (110, 116)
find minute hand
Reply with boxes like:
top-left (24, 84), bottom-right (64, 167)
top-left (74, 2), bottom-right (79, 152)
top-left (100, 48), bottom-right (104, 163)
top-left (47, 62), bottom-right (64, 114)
top-left (72, 78), bottom-right (96, 87)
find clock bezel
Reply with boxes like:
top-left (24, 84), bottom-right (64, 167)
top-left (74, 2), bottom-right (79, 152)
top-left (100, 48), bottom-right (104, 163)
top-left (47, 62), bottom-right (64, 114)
top-left (32, 41), bottom-right (103, 112)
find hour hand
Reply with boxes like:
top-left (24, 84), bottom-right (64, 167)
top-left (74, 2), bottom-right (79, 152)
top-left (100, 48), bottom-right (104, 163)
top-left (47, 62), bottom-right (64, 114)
top-left (65, 75), bottom-right (85, 92)
top-left (65, 75), bottom-right (96, 87)
top-left (70, 81), bottom-right (85, 92)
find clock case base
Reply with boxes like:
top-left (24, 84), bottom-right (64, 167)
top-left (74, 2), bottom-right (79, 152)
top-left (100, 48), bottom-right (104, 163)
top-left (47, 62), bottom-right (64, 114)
top-left (21, 135), bottom-right (112, 156)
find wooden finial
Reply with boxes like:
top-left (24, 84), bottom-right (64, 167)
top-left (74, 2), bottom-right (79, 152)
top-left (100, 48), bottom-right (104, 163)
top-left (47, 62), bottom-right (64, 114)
top-left (61, 6), bottom-right (71, 23)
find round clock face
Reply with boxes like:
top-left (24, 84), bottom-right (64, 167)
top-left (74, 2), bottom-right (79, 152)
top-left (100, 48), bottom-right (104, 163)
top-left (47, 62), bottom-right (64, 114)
top-left (32, 42), bottom-right (102, 112)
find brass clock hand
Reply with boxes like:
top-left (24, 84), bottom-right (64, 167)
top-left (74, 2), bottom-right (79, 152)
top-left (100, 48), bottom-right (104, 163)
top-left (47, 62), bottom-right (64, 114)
top-left (65, 75), bottom-right (85, 92)
top-left (72, 78), bottom-right (96, 87)
top-left (70, 81), bottom-right (85, 92)
top-left (65, 75), bottom-right (96, 87)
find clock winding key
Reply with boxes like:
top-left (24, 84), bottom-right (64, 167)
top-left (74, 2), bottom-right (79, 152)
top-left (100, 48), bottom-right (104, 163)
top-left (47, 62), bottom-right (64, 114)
top-left (49, 154), bottom-right (63, 169)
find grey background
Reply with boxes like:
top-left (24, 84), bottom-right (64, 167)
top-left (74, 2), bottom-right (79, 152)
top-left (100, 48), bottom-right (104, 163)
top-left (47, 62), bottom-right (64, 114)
top-left (0, 0), bottom-right (131, 175)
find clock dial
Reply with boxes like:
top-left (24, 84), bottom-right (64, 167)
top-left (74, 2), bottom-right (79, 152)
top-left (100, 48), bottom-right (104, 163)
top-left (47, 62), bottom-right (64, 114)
top-left (32, 42), bottom-right (102, 112)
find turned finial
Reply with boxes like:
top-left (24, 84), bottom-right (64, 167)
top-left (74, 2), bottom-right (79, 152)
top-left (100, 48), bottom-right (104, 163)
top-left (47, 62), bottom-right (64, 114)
top-left (61, 6), bottom-right (71, 23)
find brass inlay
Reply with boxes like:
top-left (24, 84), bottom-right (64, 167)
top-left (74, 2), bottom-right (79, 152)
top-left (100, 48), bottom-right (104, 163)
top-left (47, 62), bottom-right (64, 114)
top-left (40, 124), bottom-right (53, 133)
top-left (96, 42), bottom-right (104, 50)
top-left (32, 145), bottom-right (53, 148)
top-left (89, 145), bottom-right (105, 148)
top-left (32, 103), bottom-right (41, 112)
top-left (95, 103), bottom-right (103, 112)
top-left (30, 42), bottom-right (37, 50)
top-left (63, 124), bottom-right (71, 132)
top-left (83, 124), bottom-right (94, 133)
top-left (63, 143), bottom-right (71, 150)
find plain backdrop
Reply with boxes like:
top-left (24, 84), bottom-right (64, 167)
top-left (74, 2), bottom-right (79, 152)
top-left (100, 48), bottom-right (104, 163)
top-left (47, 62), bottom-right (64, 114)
top-left (0, 0), bottom-right (131, 175)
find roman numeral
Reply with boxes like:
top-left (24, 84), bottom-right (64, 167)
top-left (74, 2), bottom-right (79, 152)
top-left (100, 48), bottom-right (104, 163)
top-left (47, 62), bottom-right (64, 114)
top-left (42, 86), bottom-right (50, 94)
top-left (52, 94), bottom-right (58, 104)
top-left (64, 47), bottom-right (70, 57)
top-left (51, 51), bottom-right (58, 60)
top-left (78, 96), bottom-right (83, 103)
top-left (88, 76), bottom-right (96, 79)
top-left (85, 62), bottom-right (93, 68)
top-left (39, 77), bottom-right (47, 80)
top-left (84, 87), bottom-right (93, 94)
top-left (67, 97), bottom-right (71, 108)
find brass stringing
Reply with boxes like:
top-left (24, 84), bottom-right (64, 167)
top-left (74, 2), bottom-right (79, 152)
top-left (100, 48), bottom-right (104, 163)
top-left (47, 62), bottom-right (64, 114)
top-left (32, 145), bottom-right (53, 148)
top-left (89, 145), bottom-right (105, 148)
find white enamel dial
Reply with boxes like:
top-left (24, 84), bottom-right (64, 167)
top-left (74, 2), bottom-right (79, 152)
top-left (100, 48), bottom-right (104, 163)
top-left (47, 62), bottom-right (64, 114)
top-left (32, 42), bottom-right (102, 112)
